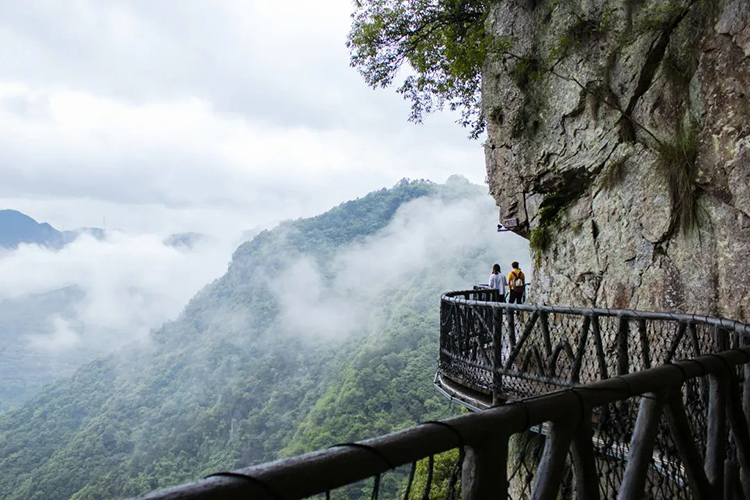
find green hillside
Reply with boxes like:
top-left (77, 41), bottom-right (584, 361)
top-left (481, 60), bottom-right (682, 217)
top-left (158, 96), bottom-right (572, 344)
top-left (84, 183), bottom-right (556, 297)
top-left (0, 179), bottom-right (529, 499)
top-left (0, 287), bottom-right (93, 411)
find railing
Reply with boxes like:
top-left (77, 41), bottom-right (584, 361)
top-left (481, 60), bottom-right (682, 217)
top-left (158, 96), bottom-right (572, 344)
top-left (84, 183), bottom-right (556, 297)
top-left (136, 292), bottom-right (750, 499)
top-left (437, 289), bottom-right (750, 407)
top-left (472, 282), bottom-right (529, 303)
top-left (433, 290), bottom-right (750, 498)
top-left (139, 347), bottom-right (750, 499)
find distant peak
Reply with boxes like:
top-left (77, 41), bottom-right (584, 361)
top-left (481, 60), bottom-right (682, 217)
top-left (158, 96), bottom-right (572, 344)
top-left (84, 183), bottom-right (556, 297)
top-left (0, 209), bottom-right (62, 249)
top-left (445, 174), bottom-right (470, 185)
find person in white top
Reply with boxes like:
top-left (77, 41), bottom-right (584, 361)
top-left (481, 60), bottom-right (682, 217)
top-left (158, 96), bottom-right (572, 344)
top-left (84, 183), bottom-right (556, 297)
top-left (488, 263), bottom-right (508, 302)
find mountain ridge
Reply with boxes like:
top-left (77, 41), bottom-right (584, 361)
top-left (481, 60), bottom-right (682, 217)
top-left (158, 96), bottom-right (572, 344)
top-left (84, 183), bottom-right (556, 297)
top-left (0, 209), bottom-right (106, 250)
top-left (0, 210), bottom-right (63, 249)
top-left (0, 178), bottom-right (529, 499)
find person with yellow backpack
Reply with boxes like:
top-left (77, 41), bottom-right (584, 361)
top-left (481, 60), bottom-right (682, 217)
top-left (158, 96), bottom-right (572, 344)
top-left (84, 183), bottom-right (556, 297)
top-left (508, 261), bottom-right (526, 304)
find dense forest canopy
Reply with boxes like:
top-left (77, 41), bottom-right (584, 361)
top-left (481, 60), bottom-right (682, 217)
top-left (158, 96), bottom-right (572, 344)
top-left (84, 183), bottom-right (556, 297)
top-left (347, 0), bottom-right (496, 138)
top-left (0, 179), bottom-right (529, 499)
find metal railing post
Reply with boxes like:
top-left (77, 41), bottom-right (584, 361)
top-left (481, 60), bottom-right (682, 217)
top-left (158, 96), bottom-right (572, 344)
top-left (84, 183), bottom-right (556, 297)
top-left (492, 305), bottom-right (504, 405)
top-left (507, 308), bottom-right (516, 351)
top-left (531, 419), bottom-right (576, 500)
top-left (462, 434), bottom-right (509, 500)
top-left (617, 315), bottom-right (630, 376)
top-left (618, 392), bottom-right (666, 500)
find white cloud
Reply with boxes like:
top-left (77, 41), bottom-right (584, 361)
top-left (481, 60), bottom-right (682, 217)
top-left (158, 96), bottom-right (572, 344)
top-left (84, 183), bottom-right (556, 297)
top-left (0, 0), bottom-right (486, 237)
top-left (271, 189), bottom-right (531, 339)
top-left (0, 232), bottom-right (234, 352)
top-left (27, 316), bottom-right (80, 351)
top-left (0, 0), bottom-right (510, 408)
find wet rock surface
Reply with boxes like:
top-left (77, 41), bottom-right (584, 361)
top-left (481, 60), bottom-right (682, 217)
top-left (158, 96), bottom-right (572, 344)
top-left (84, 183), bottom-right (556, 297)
top-left (484, 0), bottom-right (750, 319)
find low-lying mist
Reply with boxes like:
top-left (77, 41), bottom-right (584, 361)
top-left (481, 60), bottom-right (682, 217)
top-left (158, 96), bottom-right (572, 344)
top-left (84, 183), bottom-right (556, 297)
top-left (0, 232), bottom-right (234, 348)
top-left (0, 179), bottom-right (533, 499)
top-left (0, 230), bottom-right (236, 408)
top-left (271, 181), bottom-right (531, 340)
top-left (0, 179), bottom-right (531, 411)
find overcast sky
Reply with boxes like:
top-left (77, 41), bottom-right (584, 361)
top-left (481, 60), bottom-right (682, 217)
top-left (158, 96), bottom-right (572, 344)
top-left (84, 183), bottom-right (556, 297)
top-left (0, 0), bottom-right (487, 237)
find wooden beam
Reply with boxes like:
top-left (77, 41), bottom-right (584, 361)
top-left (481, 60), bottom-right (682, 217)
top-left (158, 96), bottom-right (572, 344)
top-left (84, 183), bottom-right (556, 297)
top-left (688, 322), bottom-right (701, 356)
top-left (531, 419), bottom-right (575, 500)
top-left (617, 393), bottom-right (664, 500)
top-left (725, 366), bottom-right (750, 497)
top-left (571, 316), bottom-right (591, 384)
top-left (571, 413), bottom-right (600, 500)
top-left (743, 333), bottom-right (750, 432)
top-left (617, 316), bottom-right (629, 376)
top-left (462, 434), bottom-right (508, 500)
top-left (591, 315), bottom-right (609, 380)
top-left (508, 309), bottom-right (517, 351)
top-left (705, 372), bottom-right (728, 497)
top-left (492, 307), bottom-right (504, 406)
top-left (725, 460), bottom-right (743, 500)
top-left (663, 390), bottom-right (712, 499)
top-left (540, 312), bottom-right (552, 357)
top-left (637, 319), bottom-right (650, 370)
top-left (504, 312), bottom-right (540, 369)
top-left (665, 322), bottom-right (687, 363)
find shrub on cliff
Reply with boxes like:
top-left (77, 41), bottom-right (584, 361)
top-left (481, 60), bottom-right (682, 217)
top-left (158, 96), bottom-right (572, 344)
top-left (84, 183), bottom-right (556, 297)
top-left (347, 0), bottom-right (506, 138)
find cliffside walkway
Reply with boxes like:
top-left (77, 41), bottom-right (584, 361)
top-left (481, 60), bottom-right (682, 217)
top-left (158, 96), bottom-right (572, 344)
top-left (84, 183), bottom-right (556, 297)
top-left (140, 290), bottom-right (750, 500)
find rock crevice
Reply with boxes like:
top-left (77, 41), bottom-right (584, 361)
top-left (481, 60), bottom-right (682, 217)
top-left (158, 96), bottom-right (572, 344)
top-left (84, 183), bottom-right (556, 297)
top-left (484, 0), bottom-right (750, 319)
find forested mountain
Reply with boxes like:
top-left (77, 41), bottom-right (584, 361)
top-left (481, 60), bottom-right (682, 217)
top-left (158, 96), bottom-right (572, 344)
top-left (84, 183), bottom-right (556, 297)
top-left (0, 178), bottom-right (529, 499)
top-left (0, 287), bottom-right (94, 411)
top-left (0, 210), bottom-right (63, 249)
top-left (0, 209), bottom-right (104, 250)
top-left (163, 232), bottom-right (209, 250)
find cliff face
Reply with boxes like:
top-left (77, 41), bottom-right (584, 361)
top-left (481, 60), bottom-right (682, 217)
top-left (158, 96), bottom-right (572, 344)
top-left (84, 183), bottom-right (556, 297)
top-left (484, 0), bottom-right (750, 320)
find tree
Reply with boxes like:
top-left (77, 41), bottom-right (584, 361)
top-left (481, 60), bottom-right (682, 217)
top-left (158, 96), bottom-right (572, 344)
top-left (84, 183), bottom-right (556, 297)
top-left (347, 0), bottom-right (498, 139)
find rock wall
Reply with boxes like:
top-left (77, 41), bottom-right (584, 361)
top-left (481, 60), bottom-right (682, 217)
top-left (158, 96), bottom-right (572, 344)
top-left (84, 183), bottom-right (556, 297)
top-left (484, 0), bottom-right (750, 320)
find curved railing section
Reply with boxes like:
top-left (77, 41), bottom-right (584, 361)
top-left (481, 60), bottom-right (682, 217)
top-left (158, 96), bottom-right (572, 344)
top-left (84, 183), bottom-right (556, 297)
top-left (140, 347), bottom-right (750, 500)
top-left (136, 292), bottom-right (750, 500)
top-left (437, 289), bottom-right (750, 408)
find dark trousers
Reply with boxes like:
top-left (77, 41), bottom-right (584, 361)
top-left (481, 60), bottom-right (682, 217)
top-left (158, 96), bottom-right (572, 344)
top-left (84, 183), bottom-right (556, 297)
top-left (509, 290), bottom-right (524, 304)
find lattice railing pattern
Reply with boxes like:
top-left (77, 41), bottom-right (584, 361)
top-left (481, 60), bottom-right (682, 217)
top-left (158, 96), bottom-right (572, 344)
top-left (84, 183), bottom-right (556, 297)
top-left (137, 294), bottom-right (750, 500)
top-left (439, 290), bottom-right (749, 403)
top-left (140, 348), bottom-right (750, 500)
top-left (435, 290), bottom-right (750, 499)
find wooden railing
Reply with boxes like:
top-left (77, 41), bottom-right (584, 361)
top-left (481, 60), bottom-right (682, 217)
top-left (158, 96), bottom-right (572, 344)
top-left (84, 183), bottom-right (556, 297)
top-left (135, 294), bottom-right (750, 499)
top-left (139, 347), bottom-right (750, 499)
top-left (437, 290), bottom-right (750, 407)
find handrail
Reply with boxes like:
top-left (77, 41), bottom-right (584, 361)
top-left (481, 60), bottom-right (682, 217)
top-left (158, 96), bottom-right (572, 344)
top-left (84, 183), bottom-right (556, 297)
top-left (138, 347), bottom-right (750, 499)
top-left (433, 290), bottom-right (750, 498)
top-left (443, 290), bottom-right (750, 335)
top-left (438, 290), bottom-right (750, 407)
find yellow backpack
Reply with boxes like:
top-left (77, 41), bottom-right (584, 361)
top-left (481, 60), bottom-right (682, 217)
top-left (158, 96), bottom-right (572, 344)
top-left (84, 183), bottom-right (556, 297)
top-left (510, 269), bottom-right (525, 290)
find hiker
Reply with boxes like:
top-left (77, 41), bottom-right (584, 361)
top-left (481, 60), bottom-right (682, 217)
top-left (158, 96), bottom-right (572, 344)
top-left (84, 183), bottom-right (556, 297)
top-left (488, 263), bottom-right (507, 302)
top-left (508, 261), bottom-right (526, 304)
